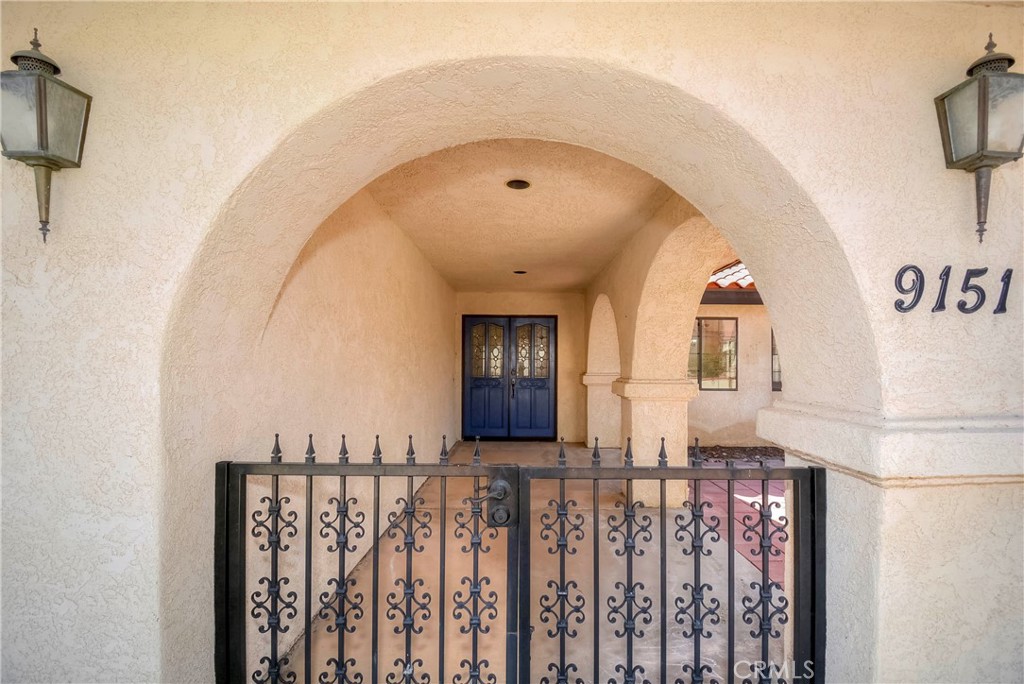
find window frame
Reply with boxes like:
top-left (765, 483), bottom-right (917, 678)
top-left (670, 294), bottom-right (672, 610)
top-left (771, 329), bottom-right (783, 392)
top-left (689, 316), bottom-right (739, 392)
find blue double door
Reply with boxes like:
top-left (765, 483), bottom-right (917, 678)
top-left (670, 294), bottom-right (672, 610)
top-left (462, 316), bottom-right (557, 440)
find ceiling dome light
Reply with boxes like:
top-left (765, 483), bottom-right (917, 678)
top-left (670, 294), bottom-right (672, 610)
top-left (513, 270), bottom-right (527, 275)
top-left (506, 179), bottom-right (530, 190)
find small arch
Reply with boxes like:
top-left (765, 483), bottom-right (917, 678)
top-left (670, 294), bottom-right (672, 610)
top-left (584, 294), bottom-right (622, 447)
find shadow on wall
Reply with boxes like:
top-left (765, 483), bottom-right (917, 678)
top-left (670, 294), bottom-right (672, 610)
top-left (159, 55), bottom-right (880, 681)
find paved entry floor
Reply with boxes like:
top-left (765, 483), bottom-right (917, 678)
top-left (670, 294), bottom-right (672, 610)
top-left (285, 441), bottom-right (789, 683)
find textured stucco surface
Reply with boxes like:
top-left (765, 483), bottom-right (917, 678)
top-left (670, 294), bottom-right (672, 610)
top-left (0, 2), bottom-right (1020, 682)
top-left (688, 303), bottom-right (776, 446)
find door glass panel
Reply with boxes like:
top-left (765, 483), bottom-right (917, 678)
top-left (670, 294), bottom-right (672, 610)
top-left (534, 324), bottom-right (550, 378)
top-left (516, 324), bottom-right (532, 378)
top-left (487, 324), bottom-right (504, 378)
top-left (471, 324), bottom-right (486, 377)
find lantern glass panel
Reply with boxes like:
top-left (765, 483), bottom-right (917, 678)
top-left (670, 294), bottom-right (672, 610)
top-left (44, 78), bottom-right (88, 165)
top-left (986, 74), bottom-right (1024, 154)
top-left (945, 78), bottom-right (980, 162)
top-left (0, 73), bottom-right (40, 153)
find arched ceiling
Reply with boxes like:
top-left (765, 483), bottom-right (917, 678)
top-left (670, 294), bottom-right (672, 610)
top-left (365, 139), bottom-right (676, 291)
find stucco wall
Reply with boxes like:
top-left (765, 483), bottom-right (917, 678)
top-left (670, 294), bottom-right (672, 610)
top-left (687, 303), bottom-right (775, 446)
top-left (160, 189), bottom-right (458, 679)
top-left (0, 2), bottom-right (1021, 682)
top-left (454, 291), bottom-right (586, 443)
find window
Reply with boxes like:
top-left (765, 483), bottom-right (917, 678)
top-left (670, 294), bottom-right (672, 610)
top-left (771, 329), bottom-right (782, 392)
top-left (688, 318), bottom-right (738, 390)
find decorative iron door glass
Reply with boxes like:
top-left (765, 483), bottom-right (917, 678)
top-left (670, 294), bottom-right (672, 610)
top-left (462, 316), bottom-right (556, 439)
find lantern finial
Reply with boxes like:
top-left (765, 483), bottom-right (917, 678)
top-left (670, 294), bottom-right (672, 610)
top-left (967, 34), bottom-right (1015, 76)
top-left (10, 29), bottom-right (60, 75)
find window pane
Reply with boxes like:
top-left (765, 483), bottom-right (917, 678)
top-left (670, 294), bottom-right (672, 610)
top-left (771, 329), bottom-right (782, 391)
top-left (699, 318), bottom-right (737, 389)
top-left (471, 324), bottom-right (486, 377)
top-left (534, 324), bottom-right (550, 378)
top-left (516, 324), bottom-right (532, 378)
top-left (487, 324), bottom-right (504, 378)
top-left (688, 320), bottom-right (700, 381)
top-left (946, 80), bottom-right (980, 162)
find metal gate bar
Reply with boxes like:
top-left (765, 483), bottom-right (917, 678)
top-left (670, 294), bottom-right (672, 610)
top-left (215, 436), bottom-right (825, 684)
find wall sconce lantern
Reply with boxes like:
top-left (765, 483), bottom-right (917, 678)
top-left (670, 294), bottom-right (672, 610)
top-left (1, 30), bottom-right (92, 243)
top-left (935, 35), bottom-right (1023, 243)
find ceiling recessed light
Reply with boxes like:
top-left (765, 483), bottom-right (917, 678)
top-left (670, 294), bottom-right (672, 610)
top-left (513, 270), bottom-right (528, 275)
top-left (506, 179), bottom-right (530, 190)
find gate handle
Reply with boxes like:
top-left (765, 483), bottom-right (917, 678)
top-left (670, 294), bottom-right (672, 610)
top-left (468, 479), bottom-right (511, 504)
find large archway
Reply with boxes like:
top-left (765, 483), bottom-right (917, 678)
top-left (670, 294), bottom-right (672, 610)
top-left (159, 56), bottom-right (882, 679)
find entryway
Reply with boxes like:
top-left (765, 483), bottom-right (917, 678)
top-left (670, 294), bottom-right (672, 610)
top-left (462, 316), bottom-right (557, 440)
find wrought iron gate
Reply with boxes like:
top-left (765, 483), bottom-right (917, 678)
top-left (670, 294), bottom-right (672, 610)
top-left (215, 436), bottom-right (826, 684)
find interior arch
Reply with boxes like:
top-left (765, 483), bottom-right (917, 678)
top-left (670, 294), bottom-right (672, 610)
top-left (159, 55), bottom-right (883, 678)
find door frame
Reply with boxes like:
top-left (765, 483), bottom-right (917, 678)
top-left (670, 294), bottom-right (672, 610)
top-left (460, 314), bottom-right (559, 441)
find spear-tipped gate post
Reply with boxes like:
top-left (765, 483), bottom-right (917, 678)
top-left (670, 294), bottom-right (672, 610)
top-left (338, 434), bottom-right (349, 464)
top-left (406, 435), bottom-right (416, 465)
top-left (372, 435), bottom-right (382, 465)
top-left (557, 437), bottom-right (566, 467)
top-left (439, 435), bottom-right (449, 466)
top-left (305, 433), bottom-right (316, 464)
top-left (271, 433), bottom-right (282, 464)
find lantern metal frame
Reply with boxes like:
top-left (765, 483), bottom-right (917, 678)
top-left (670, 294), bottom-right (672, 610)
top-left (934, 34), bottom-right (1023, 243)
top-left (1, 30), bottom-right (92, 243)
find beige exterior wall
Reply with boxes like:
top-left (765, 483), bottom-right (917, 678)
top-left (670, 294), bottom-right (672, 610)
top-left (0, 3), bottom-right (1020, 682)
top-left (454, 291), bottom-right (586, 443)
top-left (688, 303), bottom-right (775, 446)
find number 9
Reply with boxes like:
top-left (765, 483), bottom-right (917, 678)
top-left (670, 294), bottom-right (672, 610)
top-left (894, 265), bottom-right (925, 313)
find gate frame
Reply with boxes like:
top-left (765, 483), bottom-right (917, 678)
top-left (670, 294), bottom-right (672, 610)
top-left (215, 456), bottom-right (826, 683)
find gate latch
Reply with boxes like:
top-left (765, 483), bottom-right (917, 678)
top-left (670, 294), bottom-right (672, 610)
top-left (469, 470), bottom-right (517, 527)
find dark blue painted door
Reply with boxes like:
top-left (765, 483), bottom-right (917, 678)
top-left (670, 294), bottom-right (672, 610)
top-left (462, 316), bottom-right (556, 439)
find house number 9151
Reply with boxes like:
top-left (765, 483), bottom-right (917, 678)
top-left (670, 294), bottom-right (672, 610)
top-left (894, 265), bottom-right (1013, 314)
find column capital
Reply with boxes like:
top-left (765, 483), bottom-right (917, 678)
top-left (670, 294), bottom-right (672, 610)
top-left (581, 372), bottom-right (619, 387)
top-left (612, 377), bottom-right (699, 401)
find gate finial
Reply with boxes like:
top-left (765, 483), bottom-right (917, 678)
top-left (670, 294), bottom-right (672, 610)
top-left (557, 437), bottom-right (566, 467)
top-left (271, 433), bottom-right (282, 464)
top-left (692, 437), bottom-right (703, 468)
top-left (439, 435), bottom-right (449, 466)
top-left (472, 436), bottom-right (482, 466)
top-left (372, 435), bottom-right (382, 465)
top-left (305, 433), bottom-right (316, 464)
top-left (406, 435), bottom-right (416, 465)
top-left (658, 437), bottom-right (668, 468)
top-left (624, 436), bottom-right (634, 468)
top-left (591, 437), bottom-right (601, 467)
top-left (338, 434), bottom-right (349, 464)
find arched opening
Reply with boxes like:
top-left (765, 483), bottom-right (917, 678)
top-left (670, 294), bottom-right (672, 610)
top-left (159, 56), bottom-right (882, 679)
top-left (583, 294), bottom-right (622, 447)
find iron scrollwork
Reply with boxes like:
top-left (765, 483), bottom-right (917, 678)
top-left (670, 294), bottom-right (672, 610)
top-left (317, 492), bottom-right (366, 684)
top-left (452, 478), bottom-right (501, 684)
top-left (384, 490), bottom-right (433, 684)
top-left (606, 494), bottom-right (654, 684)
top-left (538, 483), bottom-right (587, 684)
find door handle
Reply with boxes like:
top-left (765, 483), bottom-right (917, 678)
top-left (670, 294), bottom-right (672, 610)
top-left (510, 366), bottom-right (517, 399)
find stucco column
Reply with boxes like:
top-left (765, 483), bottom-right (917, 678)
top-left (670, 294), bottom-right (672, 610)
top-left (613, 377), bottom-right (698, 504)
top-left (582, 372), bottom-right (621, 448)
